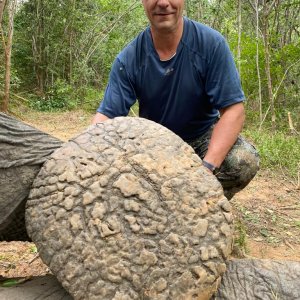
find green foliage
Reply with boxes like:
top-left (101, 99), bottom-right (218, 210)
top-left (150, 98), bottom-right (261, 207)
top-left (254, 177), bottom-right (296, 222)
top-left (243, 128), bottom-right (300, 177)
top-left (29, 97), bottom-right (62, 112)
top-left (29, 245), bottom-right (38, 254)
top-left (10, 0), bottom-right (147, 111)
top-left (30, 79), bottom-right (77, 111)
top-left (234, 219), bottom-right (248, 255)
top-left (29, 82), bottom-right (104, 112)
top-left (125, 102), bottom-right (139, 118)
top-left (229, 33), bottom-right (266, 101)
top-left (0, 279), bottom-right (21, 287)
top-left (0, 278), bottom-right (29, 287)
top-left (78, 87), bottom-right (104, 112)
top-left (7, 0), bottom-right (299, 120)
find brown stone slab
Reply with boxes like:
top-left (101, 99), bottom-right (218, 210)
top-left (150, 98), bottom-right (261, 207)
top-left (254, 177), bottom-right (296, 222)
top-left (0, 275), bottom-right (71, 300)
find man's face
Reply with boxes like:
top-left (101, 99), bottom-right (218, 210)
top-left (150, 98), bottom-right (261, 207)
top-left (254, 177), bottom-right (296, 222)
top-left (142, 0), bottom-right (184, 33)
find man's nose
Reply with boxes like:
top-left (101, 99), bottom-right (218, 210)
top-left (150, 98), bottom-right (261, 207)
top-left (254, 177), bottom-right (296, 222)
top-left (157, 0), bottom-right (169, 8)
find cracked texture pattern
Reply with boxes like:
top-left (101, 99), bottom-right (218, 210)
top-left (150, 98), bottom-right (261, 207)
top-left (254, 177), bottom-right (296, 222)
top-left (26, 117), bottom-right (233, 300)
top-left (214, 259), bottom-right (300, 300)
top-left (2, 259), bottom-right (300, 299)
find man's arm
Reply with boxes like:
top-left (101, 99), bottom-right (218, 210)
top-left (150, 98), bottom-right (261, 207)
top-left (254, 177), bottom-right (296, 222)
top-left (203, 102), bottom-right (245, 169)
top-left (92, 112), bottom-right (110, 124)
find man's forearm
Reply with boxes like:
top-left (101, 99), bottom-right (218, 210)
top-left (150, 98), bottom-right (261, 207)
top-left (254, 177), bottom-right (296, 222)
top-left (203, 102), bottom-right (245, 168)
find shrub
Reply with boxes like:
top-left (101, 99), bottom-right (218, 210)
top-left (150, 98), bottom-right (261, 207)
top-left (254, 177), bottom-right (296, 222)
top-left (30, 79), bottom-right (77, 111)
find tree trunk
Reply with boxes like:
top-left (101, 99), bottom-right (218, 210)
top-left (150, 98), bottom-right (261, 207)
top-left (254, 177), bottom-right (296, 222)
top-left (0, 0), bottom-right (7, 24)
top-left (32, 0), bottom-right (46, 95)
top-left (1, 0), bottom-right (16, 113)
top-left (262, 1), bottom-right (276, 132)
top-left (197, 1), bottom-right (202, 21)
top-left (237, 0), bottom-right (242, 75)
top-left (255, 0), bottom-right (263, 124)
top-left (0, 0), bottom-right (7, 111)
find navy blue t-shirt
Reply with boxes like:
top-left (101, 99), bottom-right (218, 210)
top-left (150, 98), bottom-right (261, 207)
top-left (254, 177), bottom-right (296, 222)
top-left (97, 17), bottom-right (245, 140)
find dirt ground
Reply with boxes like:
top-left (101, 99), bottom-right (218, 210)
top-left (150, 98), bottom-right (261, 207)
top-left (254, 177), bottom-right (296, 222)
top-left (0, 110), bottom-right (299, 279)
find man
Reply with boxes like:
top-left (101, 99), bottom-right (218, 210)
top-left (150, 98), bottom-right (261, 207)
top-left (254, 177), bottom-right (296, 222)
top-left (93, 0), bottom-right (259, 199)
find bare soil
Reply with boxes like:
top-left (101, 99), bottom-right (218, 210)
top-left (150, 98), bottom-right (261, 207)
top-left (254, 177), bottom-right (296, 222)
top-left (0, 110), bottom-right (299, 279)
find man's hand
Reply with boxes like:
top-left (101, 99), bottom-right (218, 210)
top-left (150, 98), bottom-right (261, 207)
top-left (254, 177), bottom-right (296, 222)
top-left (92, 112), bottom-right (110, 124)
top-left (203, 102), bottom-right (245, 169)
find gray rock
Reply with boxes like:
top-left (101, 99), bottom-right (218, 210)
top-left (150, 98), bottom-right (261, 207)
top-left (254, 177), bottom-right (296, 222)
top-left (0, 275), bottom-right (72, 300)
top-left (214, 259), bottom-right (300, 300)
top-left (0, 113), bottom-right (62, 241)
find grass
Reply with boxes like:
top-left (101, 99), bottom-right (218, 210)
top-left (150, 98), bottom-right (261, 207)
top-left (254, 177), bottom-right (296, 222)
top-left (29, 245), bottom-right (38, 254)
top-left (243, 128), bottom-right (300, 179)
top-left (233, 192), bottom-right (300, 245)
top-left (0, 254), bottom-right (15, 262)
top-left (234, 219), bottom-right (248, 253)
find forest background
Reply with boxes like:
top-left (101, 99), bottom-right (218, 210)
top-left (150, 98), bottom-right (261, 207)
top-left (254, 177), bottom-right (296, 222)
top-left (0, 0), bottom-right (299, 181)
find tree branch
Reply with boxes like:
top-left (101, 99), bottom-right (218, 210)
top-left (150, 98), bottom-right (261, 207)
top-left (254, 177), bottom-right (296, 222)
top-left (272, 58), bottom-right (300, 102)
top-left (84, 1), bottom-right (140, 64)
top-left (266, 0), bottom-right (277, 16)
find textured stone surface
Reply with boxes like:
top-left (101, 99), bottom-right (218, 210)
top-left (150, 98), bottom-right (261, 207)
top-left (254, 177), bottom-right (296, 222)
top-left (0, 113), bottom-right (62, 241)
top-left (214, 259), bottom-right (300, 300)
top-left (0, 275), bottom-right (72, 300)
top-left (2, 259), bottom-right (300, 300)
top-left (26, 117), bottom-right (233, 300)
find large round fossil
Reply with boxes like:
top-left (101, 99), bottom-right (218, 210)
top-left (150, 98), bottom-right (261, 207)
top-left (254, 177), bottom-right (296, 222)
top-left (26, 117), bottom-right (233, 300)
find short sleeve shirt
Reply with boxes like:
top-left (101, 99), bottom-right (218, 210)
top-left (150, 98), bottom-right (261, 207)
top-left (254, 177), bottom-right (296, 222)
top-left (98, 17), bottom-right (245, 140)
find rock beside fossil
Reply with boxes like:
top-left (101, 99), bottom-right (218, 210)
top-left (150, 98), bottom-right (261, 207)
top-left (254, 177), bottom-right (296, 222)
top-left (214, 259), bottom-right (300, 300)
top-left (0, 113), bottom-right (62, 241)
top-left (26, 117), bottom-right (233, 300)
